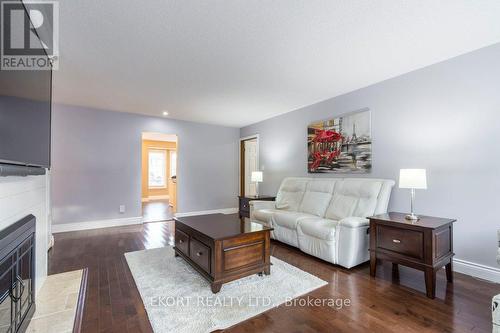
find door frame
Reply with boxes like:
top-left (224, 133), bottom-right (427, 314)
top-left (239, 134), bottom-right (260, 197)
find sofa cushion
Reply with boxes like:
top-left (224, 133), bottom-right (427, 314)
top-left (299, 179), bottom-right (337, 217)
top-left (298, 218), bottom-right (338, 241)
top-left (325, 179), bottom-right (383, 220)
top-left (252, 208), bottom-right (277, 224)
top-left (275, 178), bottom-right (309, 211)
top-left (272, 211), bottom-right (315, 230)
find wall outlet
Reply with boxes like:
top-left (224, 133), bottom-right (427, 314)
top-left (119, 205), bottom-right (126, 214)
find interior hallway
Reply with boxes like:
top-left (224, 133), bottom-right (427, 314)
top-left (142, 199), bottom-right (174, 222)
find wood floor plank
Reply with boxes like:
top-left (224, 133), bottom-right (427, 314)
top-left (48, 220), bottom-right (500, 333)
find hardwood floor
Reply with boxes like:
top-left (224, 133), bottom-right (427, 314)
top-left (48, 220), bottom-right (499, 333)
top-left (142, 199), bottom-right (174, 222)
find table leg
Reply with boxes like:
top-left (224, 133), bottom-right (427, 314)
top-left (370, 253), bottom-right (377, 277)
top-left (211, 282), bottom-right (222, 294)
top-left (446, 260), bottom-right (453, 283)
top-left (425, 267), bottom-right (436, 299)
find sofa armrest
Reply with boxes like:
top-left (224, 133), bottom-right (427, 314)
top-left (338, 217), bottom-right (369, 228)
top-left (249, 200), bottom-right (275, 210)
top-left (249, 200), bottom-right (275, 220)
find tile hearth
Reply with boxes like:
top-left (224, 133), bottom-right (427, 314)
top-left (26, 270), bottom-right (83, 333)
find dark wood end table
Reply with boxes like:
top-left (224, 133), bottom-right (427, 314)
top-left (368, 212), bottom-right (456, 299)
top-left (238, 195), bottom-right (276, 218)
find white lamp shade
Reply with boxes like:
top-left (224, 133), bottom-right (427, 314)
top-left (251, 171), bottom-right (263, 182)
top-left (399, 169), bottom-right (427, 189)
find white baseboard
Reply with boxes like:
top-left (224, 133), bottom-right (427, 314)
top-left (52, 216), bottom-right (143, 233)
top-left (175, 207), bottom-right (238, 218)
top-left (453, 258), bottom-right (500, 283)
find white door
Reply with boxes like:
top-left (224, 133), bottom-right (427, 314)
top-left (244, 139), bottom-right (258, 196)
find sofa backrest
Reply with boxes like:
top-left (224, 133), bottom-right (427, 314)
top-left (298, 179), bottom-right (338, 216)
top-left (276, 177), bottom-right (395, 219)
top-left (275, 177), bottom-right (310, 211)
top-left (325, 178), bottom-right (395, 220)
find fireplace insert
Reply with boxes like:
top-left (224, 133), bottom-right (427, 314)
top-left (0, 215), bottom-right (36, 333)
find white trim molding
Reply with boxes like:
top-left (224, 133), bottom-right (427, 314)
top-left (52, 216), bottom-right (143, 233)
top-left (239, 134), bottom-right (260, 196)
top-left (48, 235), bottom-right (55, 250)
top-left (453, 258), bottom-right (500, 283)
top-left (175, 208), bottom-right (238, 218)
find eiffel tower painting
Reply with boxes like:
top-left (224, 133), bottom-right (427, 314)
top-left (307, 108), bottom-right (372, 173)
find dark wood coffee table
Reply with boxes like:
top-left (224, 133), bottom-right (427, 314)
top-left (173, 214), bottom-right (273, 293)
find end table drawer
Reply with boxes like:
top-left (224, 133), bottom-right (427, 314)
top-left (377, 225), bottom-right (423, 260)
top-left (239, 199), bottom-right (250, 212)
top-left (190, 238), bottom-right (211, 273)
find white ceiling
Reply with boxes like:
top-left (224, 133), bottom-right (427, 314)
top-left (52, 0), bottom-right (500, 128)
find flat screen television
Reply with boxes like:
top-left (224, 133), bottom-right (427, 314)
top-left (0, 0), bottom-right (52, 175)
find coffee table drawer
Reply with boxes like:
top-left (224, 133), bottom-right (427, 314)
top-left (377, 225), bottom-right (423, 260)
top-left (190, 238), bottom-right (211, 273)
top-left (175, 229), bottom-right (190, 256)
top-left (224, 242), bottom-right (264, 272)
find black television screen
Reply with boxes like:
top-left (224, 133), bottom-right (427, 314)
top-left (0, 4), bottom-right (52, 168)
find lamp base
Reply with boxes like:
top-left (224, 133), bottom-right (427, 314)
top-left (405, 213), bottom-right (419, 221)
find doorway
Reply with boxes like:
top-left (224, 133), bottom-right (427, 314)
top-left (141, 132), bottom-right (177, 222)
top-left (240, 135), bottom-right (259, 197)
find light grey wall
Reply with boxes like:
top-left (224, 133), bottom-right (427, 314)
top-left (241, 43), bottom-right (500, 269)
top-left (51, 104), bottom-right (239, 225)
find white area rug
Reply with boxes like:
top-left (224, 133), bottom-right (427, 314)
top-left (125, 246), bottom-right (327, 333)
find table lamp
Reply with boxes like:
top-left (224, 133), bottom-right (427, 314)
top-left (399, 169), bottom-right (427, 220)
top-left (251, 171), bottom-right (263, 197)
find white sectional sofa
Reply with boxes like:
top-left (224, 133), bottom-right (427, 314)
top-left (250, 177), bottom-right (395, 268)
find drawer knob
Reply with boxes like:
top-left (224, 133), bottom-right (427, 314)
top-left (196, 252), bottom-right (203, 257)
top-left (392, 239), bottom-right (401, 244)
top-left (243, 204), bottom-right (248, 208)
top-left (179, 239), bottom-right (183, 244)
